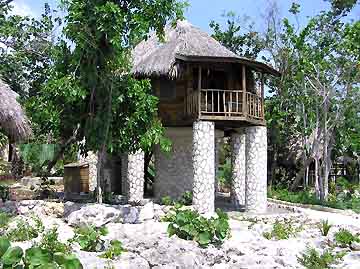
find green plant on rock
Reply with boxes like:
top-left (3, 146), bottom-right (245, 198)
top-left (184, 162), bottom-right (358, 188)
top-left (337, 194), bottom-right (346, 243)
top-left (6, 216), bottom-right (44, 242)
top-left (334, 228), bottom-right (360, 248)
top-left (37, 227), bottom-right (71, 255)
top-left (0, 237), bottom-right (83, 269)
top-left (99, 240), bottom-right (125, 260)
top-left (318, 220), bottom-right (333, 236)
top-left (72, 225), bottom-right (108, 252)
top-left (164, 205), bottom-right (231, 247)
top-left (263, 219), bottom-right (302, 240)
top-left (298, 247), bottom-right (346, 269)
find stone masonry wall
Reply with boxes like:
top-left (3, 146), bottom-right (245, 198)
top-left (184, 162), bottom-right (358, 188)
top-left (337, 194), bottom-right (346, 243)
top-left (79, 151), bottom-right (98, 192)
top-left (154, 128), bottom-right (193, 200)
top-left (123, 151), bottom-right (145, 203)
top-left (230, 129), bottom-right (246, 209)
top-left (192, 121), bottom-right (215, 214)
top-left (245, 126), bottom-right (267, 213)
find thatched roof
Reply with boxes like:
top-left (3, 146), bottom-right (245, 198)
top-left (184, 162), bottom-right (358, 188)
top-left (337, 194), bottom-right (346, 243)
top-left (132, 20), bottom-right (280, 78)
top-left (0, 80), bottom-right (32, 142)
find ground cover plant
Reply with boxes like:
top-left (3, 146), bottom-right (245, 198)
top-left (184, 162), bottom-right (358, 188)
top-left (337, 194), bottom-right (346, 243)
top-left (334, 228), bottom-right (360, 248)
top-left (163, 205), bottom-right (230, 247)
top-left (71, 225), bottom-right (108, 252)
top-left (0, 236), bottom-right (83, 269)
top-left (99, 240), bottom-right (125, 260)
top-left (298, 247), bottom-right (346, 269)
top-left (263, 219), bottom-right (302, 240)
top-left (6, 216), bottom-right (44, 242)
top-left (161, 191), bottom-right (193, 206)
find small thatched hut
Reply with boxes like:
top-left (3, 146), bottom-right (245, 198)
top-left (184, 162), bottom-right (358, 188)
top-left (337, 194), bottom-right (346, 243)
top-left (0, 79), bottom-right (32, 142)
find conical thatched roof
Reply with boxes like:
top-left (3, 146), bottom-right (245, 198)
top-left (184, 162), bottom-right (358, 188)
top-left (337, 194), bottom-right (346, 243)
top-left (132, 20), bottom-right (280, 78)
top-left (0, 80), bottom-right (32, 142)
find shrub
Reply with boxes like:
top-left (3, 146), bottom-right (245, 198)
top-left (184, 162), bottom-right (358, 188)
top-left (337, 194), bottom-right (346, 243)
top-left (318, 220), bottom-right (332, 236)
top-left (161, 196), bottom-right (173, 206)
top-left (72, 225), bottom-right (108, 252)
top-left (99, 240), bottom-right (125, 260)
top-left (178, 191), bottom-right (193, 206)
top-left (164, 206), bottom-right (230, 247)
top-left (37, 227), bottom-right (71, 255)
top-left (6, 216), bottom-right (44, 242)
top-left (0, 185), bottom-right (10, 202)
top-left (0, 236), bottom-right (82, 269)
top-left (0, 212), bottom-right (12, 229)
top-left (263, 219), bottom-right (302, 240)
top-left (334, 228), bottom-right (360, 247)
top-left (298, 247), bottom-right (345, 269)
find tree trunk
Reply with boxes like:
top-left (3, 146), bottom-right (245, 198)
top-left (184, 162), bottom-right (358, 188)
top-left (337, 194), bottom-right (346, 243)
top-left (314, 158), bottom-right (320, 200)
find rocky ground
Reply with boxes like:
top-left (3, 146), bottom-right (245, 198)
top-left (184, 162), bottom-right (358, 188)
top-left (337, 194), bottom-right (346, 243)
top-left (1, 200), bottom-right (360, 269)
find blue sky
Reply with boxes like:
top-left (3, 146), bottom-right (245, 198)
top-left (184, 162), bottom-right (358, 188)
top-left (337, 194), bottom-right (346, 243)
top-left (11, 0), bottom-right (360, 34)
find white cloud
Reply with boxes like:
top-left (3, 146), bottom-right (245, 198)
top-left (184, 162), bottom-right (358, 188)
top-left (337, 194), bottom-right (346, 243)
top-left (9, 0), bottom-right (37, 17)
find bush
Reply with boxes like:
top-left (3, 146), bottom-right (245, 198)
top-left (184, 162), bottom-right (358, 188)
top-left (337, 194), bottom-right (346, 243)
top-left (37, 227), bottom-right (71, 255)
top-left (334, 228), bottom-right (360, 247)
top-left (72, 225), bottom-right (108, 252)
top-left (0, 185), bottom-right (10, 202)
top-left (178, 191), bottom-right (192, 206)
top-left (318, 220), bottom-right (332, 236)
top-left (6, 216), bottom-right (44, 242)
top-left (0, 211), bottom-right (12, 230)
top-left (263, 219), bottom-right (302, 240)
top-left (0, 236), bottom-right (82, 268)
top-left (99, 240), bottom-right (125, 260)
top-left (164, 206), bottom-right (231, 247)
top-left (298, 247), bottom-right (345, 269)
top-left (161, 196), bottom-right (173, 206)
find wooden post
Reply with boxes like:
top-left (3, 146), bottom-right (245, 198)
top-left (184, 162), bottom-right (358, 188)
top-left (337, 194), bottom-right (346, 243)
top-left (261, 72), bottom-right (265, 118)
top-left (198, 66), bottom-right (202, 118)
top-left (242, 65), bottom-right (247, 116)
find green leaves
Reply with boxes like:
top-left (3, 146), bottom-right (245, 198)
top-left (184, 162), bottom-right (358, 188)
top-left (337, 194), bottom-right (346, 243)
top-left (164, 207), bottom-right (231, 247)
top-left (1, 246), bottom-right (23, 266)
top-left (72, 225), bottom-right (108, 252)
top-left (98, 240), bottom-right (125, 260)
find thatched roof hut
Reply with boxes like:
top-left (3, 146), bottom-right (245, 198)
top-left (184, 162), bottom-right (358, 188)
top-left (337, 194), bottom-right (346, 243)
top-left (132, 20), bottom-right (280, 78)
top-left (0, 79), bottom-right (32, 142)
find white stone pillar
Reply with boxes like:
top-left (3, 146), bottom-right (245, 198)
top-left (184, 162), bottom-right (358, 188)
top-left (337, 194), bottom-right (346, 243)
top-left (230, 129), bottom-right (246, 209)
top-left (245, 126), bottom-right (267, 213)
top-left (122, 151), bottom-right (144, 203)
top-left (192, 121), bottom-right (215, 214)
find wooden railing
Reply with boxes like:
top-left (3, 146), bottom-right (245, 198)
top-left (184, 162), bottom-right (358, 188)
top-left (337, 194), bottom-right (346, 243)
top-left (185, 89), bottom-right (264, 122)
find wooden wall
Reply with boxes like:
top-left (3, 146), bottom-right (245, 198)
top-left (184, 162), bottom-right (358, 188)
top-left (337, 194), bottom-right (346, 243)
top-left (152, 63), bottom-right (257, 127)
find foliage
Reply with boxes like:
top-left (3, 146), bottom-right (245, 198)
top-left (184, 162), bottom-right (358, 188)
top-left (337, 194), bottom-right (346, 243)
top-left (6, 216), bottom-right (44, 242)
top-left (334, 228), bottom-right (360, 247)
top-left (161, 196), bottom-right (173, 206)
top-left (99, 240), bottom-right (125, 260)
top-left (37, 227), bottom-right (71, 255)
top-left (0, 185), bottom-right (10, 202)
top-left (263, 219), bottom-right (302, 240)
top-left (217, 158), bottom-right (232, 189)
top-left (0, 211), bottom-right (12, 230)
top-left (318, 220), bottom-right (332, 237)
top-left (0, 236), bottom-right (83, 269)
top-left (298, 247), bottom-right (345, 269)
top-left (71, 226), bottom-right (108, 252)
top-left (210, 11), bottom-right (264, 59)
top-left (178, 191), bottom-right (193, 206)
top-left (164, 206), bottom-right (230, 247)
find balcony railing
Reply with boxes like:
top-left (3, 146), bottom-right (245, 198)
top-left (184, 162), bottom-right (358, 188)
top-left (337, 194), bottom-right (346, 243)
top-left (185, 89), bottom-right (264, 123)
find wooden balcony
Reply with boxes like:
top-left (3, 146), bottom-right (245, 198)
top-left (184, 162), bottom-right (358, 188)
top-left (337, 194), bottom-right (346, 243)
top-left (185, 89), bottom-right (265, 125)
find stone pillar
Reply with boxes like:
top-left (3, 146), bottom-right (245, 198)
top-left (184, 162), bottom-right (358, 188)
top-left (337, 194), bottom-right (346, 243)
top-left (154, 128), bottom-right (193, 200)
top-left (230, 129), bottom-right (246, 209)
top-left (79, 151), bottom-right (98, 192)
top-left (245, 126), bottom-right (267, 213)
top-left (192, 121), bottom-right (215, 214)
top-left (122, 151), bottom-right (145, 203)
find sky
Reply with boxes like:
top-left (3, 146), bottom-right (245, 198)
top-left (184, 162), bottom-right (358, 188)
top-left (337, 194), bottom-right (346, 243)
top-left (10, 0), bottom-right (360, 35)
